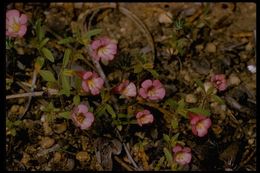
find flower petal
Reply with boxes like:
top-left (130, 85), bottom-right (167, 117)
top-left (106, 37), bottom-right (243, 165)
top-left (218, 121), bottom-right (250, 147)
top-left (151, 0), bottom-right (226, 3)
top-left (82, 81), bottom-right (90, 92)
top-left (6, 9), bottom-right (20, 20)
top-left (18, 25), bottom-right (27, 37)
top-left (19, 14), bottom-right (28, 24)
top-left (139, 88), bottom-right (147, 98)
top-left (82, 71), bottom-right (93, 80)
top-left (173, 145), bottom-right (182, 153)
top-left (141, 80), bottom-right (153, 89)
top-left (80, 112), bottom-right (94, 130)
top-left (153, 80), bottom-right (162, 88)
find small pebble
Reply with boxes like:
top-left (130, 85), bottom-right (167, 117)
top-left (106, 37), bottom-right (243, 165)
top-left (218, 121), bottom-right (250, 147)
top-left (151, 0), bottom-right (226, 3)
top-left (248, 138), bottom-right (254, 145)
top-left (247, 65), bottom-right (256, 73)
top-left (43, 122), bottom-right (53, 136)
top-left (185, 94), bottom-right (197, 103)
top-left (40, 137), bottom-right (55, 149)
top-left (53, 152), bottom-right (62, 163)
top-left (10, 105), bottom-right (19, 114)
top-left (227, 73), bottom-right (241, 86)
top-left (205, 43), bottom-right (217, 53)
top-left (158, 12), bottom-right (173, 24)
top-left (76, 151), bottom-right (90, 162)
top-left (53, 122), bottom-right (67, 134)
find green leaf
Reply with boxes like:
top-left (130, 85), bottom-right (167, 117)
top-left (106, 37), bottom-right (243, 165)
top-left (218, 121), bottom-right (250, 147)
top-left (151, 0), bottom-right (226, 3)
top-left (41, 47), bottom-right (54, 62)
top-left (58, 37), bottom-right (75, 45)
top-left (35, 19), bottom-right (45, 41)
top-left (10, 129), bottom-right (17, 136)
top-left (187, 107), bottom-right (211, 116)
top-left (146, 69), bottom-right (159, 78)
top-left (134, 64), bottom-right (143, 73)
top-left (61, 75), bottom-right (71, 97)
top-left (164, 98), bottom-right (178, 109)
top-left (195, 79), bottom-right (205, 91)
top-left (117, 113), bottom-right (127, 118)
top-left (13, 120), bottom-right (22, 126)
top-left (39, 38), bottom-right (49, 48)
top-left (73, 95), bottom-right (80, 105)
top-left (170, 133), bottom-right (179, 146)
top-left (85, 28), bottom-right (102, 39)
top-left (63, 48), bottom-right (72, 68)
top-left (58, 111), bottom-right (71, 119)
top-left (178, 98), bottom-right (186, 109)
top-left (163, 134), bottom-right (170, 143)
top-left (163, 147), bottom-right (173, 166)
top-left (211, 95), bottom-right (225, 105)
top-left (106, 104), bottom-right (116, 119)
top-left (35, 57), bottom-right (45, 71)
top-left (95, 104), bottom-right (107, 117)
top-left (171, 117), bottom-right (179, 129)
top-left (206, 86), bottom-right (215, 95)
top-left (39, 70), bottom-right (57, 82)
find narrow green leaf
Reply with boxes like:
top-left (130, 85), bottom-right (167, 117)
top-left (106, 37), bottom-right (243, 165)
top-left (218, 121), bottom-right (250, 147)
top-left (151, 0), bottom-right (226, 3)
top-left (171, 117), bottom-right (179, 129)
top-left (164, 98), bottom-right (178, 109)
top-left (95, 104), bottom-right (107, 117)
top-left (146, 69), bottom-right (159, 78)
top-left (170, 133), bottom-right (179, 146)
top-left (195, 79), bottom-right (205, 90)
top-left (163, 147), bottom-right (173, 166)
top-left (41, 47), bottom-right (54, 62)
top-left (39, 38), bottom-right (49, 48)
top-left (39, 70), bottom-right (56, 82)
top-left (117, 113), bottom-right (127, 118)
top-left (134, 64), bottom-right (143, 73)
top-left (63, 48), bottom-right (72, 67)
top-left (58, 111), bottom-right (71, 119)
top-left (73, 95), bottom-right (81, 105)
top-left (187, 107), bottom-right (211, 116)
top-left (85, 28), bottom-right (102, 39)
top-left (106, 104), bottom-right (116, 119)
top-left (163, 134), bottom-right (170, 143)
top-left (58, 37), bottom-right (75, 45)
top-left (211, 95), bottom-right (225, 105)
top-left (178, 98), bottom-right (185, 109)
top-left (61, 75), bottom-right (71, 97)
top-left (35, 57), bottom-right (45, 71)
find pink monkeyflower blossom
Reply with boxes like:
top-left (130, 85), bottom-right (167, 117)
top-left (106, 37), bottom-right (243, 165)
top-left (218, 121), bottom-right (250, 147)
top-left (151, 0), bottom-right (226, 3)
top-left (90, 37), bottom-right (117, 65)
top-left (6, 9), bottom-right (28, 38)
top-left (71, 104), bottom-right (94, 130)
top-left (139, 79), bottom-right (166, 101)
top-left (136, 109), bottom-right (154, 126)
top-left (189, 113), bottom-right (212, 137)
top-left (113, 80), bottom-right (137, 98)
top-left (211, 74), bottom-right (227, 91)
top-left (172, 144), bottom-right (192, 165)
top-left (77, 71), bottom-right (104, 95)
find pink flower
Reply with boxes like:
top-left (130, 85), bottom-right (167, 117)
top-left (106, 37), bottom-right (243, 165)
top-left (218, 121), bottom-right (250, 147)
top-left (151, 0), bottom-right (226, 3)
top-left (139, 79), bottom-right (166, 101)
top-left (71, 104), bottom-right (94, 130)
top-left (211, 74), bottom-right (227, 91)
top-left (6, 9), bottom-right (28, 38)
top-left (189, 113), bottom-right (212, 137)
top-left (136, 109), bottom-right (154, 126)
top-left (172, 144), bottom-right (192, 165)
top-left (90, 37), bottom-right (117, 64)
top-left (113, 80), bottom-right (137, 98)
top-left (78, 71), bottom-right (104, 95)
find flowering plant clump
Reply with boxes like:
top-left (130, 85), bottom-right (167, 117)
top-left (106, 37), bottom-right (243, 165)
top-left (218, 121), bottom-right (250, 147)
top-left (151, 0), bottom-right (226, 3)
top-left (71, 104), bottom-right (94, 130)
top-left (6, 9), bottom-right (28, 38)
top-left (189, 113), bottom-right (212, 137)
top-left (90, 36), bottom-right (117, 65)
top-left (78, 71), bottom-right (104, 95)
top-left (172, 144), bottom-right (192, 165)
top-left (139, 79), bottom-right (166, 101)
top-left (136, 109), bottom-right (154, 126)
top-left (113, 80), bottom-right (137, 98)
top-left (211, 74), bottom-right (227, 91)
